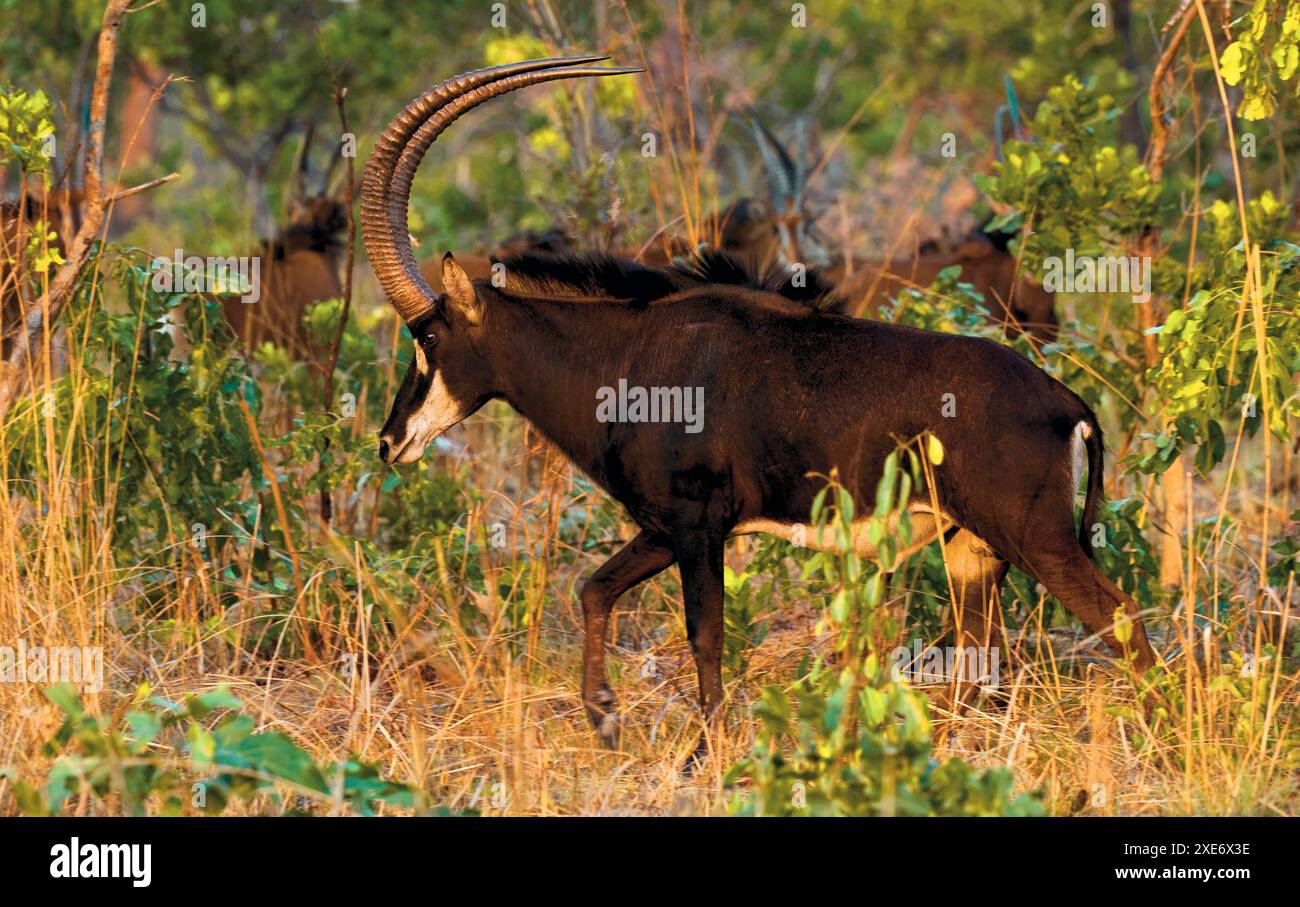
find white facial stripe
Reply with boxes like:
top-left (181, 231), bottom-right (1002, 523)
top-left (391, 364), bottom-right (471, 464)
top-left (416, 370), bottom-right (467, 431)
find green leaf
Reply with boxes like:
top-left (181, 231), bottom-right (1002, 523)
top-left (234, 732), bottom-right (329, 794)
top-left (13, 779), bottom-right (53, 817)
top-left (860, 687), bottom-right (887, 727)
top-left (1220, 42), bottom-right (1246, 85)
top-left (44, 684), bottom-right (83, 718)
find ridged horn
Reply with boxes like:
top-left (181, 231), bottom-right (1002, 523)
top-left (749, 115), bottom-right (798, 215)
top-left (362, 57), bottom-right (641, 324)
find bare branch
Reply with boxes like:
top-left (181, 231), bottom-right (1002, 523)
top-left (1146, 1), bottom-right (1199, 182)
top-left (319, 78), bottom-right (357, 526)
top-left (104, 171), bottom-right (180, 203)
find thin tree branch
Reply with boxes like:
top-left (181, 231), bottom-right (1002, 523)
top-left (0, 0), bottom-right (136, 419)
top-left (318, 70), bottom-right (358, 526)
top-left (104, 171), bottom-right (180, 203)
top-left (323, 86), bottom-right (356, 402)
top-left (1146, 1), bottom-right (1199, 181)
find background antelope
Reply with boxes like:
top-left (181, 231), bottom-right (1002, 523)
top-left (418, 228), bottom-right (573, 296)
top-left (741, 115), bottom-right (1059, 341)
top-left (1, 185), bottom-right (84, 363)
top-left (216, 125), bottom-right (349, 372)
top-left (821, 226), bottom-right (1059, 341)
top-left (361, 58), bottom-right (1156, 764)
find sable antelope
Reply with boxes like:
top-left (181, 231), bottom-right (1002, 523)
top-left (362, 58), bottom-right (1156, 761)
top-left (218, 127), bottom-right (348, 369)
top-left (746, 117), bottom-right (1059, 342)
top-left (418, 228), bottom-right (573, 296)
top-left (1, 184), bottom-right (85, 360)
top-left (822, 228), bottom-right (1059, 341)
top-left (1, 179), bottom-right (344, 372)
top-left (218, 194), bottom-right (346, 367)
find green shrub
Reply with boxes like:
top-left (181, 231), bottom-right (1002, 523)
top-left (726, 443), bottom-right (1044, 816)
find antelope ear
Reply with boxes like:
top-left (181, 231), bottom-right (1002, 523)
top-left (441, 252), bottom-right (482, 325)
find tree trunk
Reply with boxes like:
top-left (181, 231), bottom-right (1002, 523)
top-left (111, 59), bottom-right (166, 231)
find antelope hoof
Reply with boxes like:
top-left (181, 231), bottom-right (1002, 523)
top-left (679, 735), bottom-right (709, 777)
top-left (596, 713), bottom-right (622, 749)
top-left (585, 687), bottom-right (621, 749)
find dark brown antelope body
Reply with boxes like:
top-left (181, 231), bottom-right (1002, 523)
top-left (361, 59), bottom-right (1156, 764)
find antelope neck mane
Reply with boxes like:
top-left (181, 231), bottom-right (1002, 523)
top-left (489, 251), bottom-right (685, 303)
top-left (489, 248), bottom-right (839, 311)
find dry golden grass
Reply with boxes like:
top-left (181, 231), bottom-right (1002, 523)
top-left (1, 395), bottom-right (1295, 816)
top-left (1, 1), bottom-right (1296, 819)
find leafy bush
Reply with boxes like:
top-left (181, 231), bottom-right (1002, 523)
top-left (4, 684), bottom-right (446, 816)
top-left (726, 444), bottom-right (1044, 816)
top-left (2, 258), bottom-right (262, 559)
top-left (1220, 0), bottom-right (1300, 120)
top-left (0, 83), bottom-right (55, 173)
top-left (1137, 195), bottom-right (1300, 474)
top-left (729, 671), bottom-right (1041, 816)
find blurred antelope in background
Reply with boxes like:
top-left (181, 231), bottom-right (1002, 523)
top-left (734, 115), bottom-right (1059, 341)
top-left (822, 226), bottom-right (1058, 341)
top-left (418, 227), bottom-right (573, 296)
top-left (1, 184), bottom-right (85, 362)
top-left (218, 123), bottom-right (348, 372)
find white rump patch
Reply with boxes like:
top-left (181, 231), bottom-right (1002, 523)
top-left (1070, 421), bottom-right (1090, 503)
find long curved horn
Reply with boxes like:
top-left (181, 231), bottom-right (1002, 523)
top-left (289, 120), bottom-right (316, 206)
top-left (362, 57), bottom-right (641, 324)
top-left (749, 114), bottom-right (798, 214)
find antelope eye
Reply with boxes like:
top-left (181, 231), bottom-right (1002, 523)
top-left (423, 332), bottom-right (437, 345)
